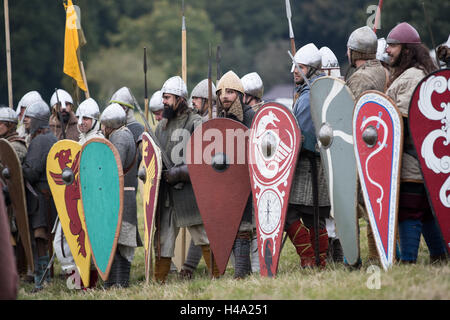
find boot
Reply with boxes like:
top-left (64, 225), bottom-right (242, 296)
top-left (421, 219), bottom-right (447, 264)
top-left (104, 252), bottom-right (120, 289)
top-left (179, 268), bottom-right (194, 280)
top-left (250, 233), bottom-right (260, 273)
top-left (200, 245), bottom-right (221, 278)
top-left (232, 232), bottom-right (252, 279)
top-left (153, 257), bottom-right (171, 284)
top-left (180, 241), bottom-right (203, 279)
top-left (310, 227), bottom-right (329, 268)
top-left (328, 238), bottom-right (344, 263)
top-left (116, 253), bottom-right (131, 288)
top-left (398, 219), bottom-right (422, 263)
top-left (287, 220), bottom-right (315, 268)
top-left (33, 254), bottom-right (50, 292)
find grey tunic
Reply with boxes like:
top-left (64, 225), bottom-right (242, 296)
top-left (22, 131), bottom-right (58, 229)
top-left (155, 110), bottom-right (203, 227)
top-left (289, 76), bottom-right (330, 208)
top-left (109, 126), bottom-right (141, 247)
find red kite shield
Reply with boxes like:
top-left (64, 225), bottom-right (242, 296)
top-left (248, 102), bottom-right (301, 277)
top-left (187, 118), bottom-right (251, 275)
top-left (353, 91), bottom-right (403, 270)
top-left (409, 69), bottom-right (450, 254)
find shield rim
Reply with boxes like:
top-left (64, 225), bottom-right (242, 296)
top-left (79, 137), bottom-right (124, 281)
top-left (249, 101), bottom-right (301, 277)
top-left (46, 139), bottom-right (92, 287)
top-left (354, 89), bottom-right (403, 270)
top-left (187, 117), bottom-right (251, 275)
top-left (407, 68), bottom-right (450, 254)
top-left (0, 138), bottom-right (34, 273)
top-left (141, 132), bottom-right (162, 283)
top-left (310, 76), bottom-right (360, 265)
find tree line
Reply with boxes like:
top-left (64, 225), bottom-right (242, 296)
top-left (1, 0), bottom-right (448, 108)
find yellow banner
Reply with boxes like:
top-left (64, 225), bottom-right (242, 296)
top-left (63, 0), bottom-right (87, 92)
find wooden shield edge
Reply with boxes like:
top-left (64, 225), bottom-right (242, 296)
top-left (353, 90), bottom-right (403, 270)
top-left (79, 137), bottom-right (124, 281)
top-left (0, 138), bottom-right (34, 273)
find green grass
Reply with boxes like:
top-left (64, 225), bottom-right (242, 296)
top-left (17, 193), bottom-right (450, 300)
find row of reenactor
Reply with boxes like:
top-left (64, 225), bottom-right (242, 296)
top-left (1, 21), bottom-right (448, 294)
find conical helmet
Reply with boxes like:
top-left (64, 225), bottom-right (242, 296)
top-left (76, 98), bottom-right (100, 125)
top-left (109, 87), bottom-right (135, 110)
top-left (386, 22), bottom-right (421, 44)
top-left (216, 70), bottom-right (244, 95)
top-left (149, 90), bottom-right (164, 112)
top-left (16, 91), bottom-right (42, 116)
top-left (100, 103), bottom-right (127, 129)
top-left (0, 106), bottom-right (18, 123)
top-left (347, 26), bottom-right (378, 54)
top-left (161, 76), bottom-right (188, 99)
top-left (319, 47), bottom-right (341, 77)
top-left (241, 72), bottom-right (264, 99)
top-left (50, 89), bottom-right (74, 110)
top-left (191, 79), bottom-right (217, 101)
top-left (376, 38), bottom-right (390, 63)
top-left (290, 43), bottom-right (322, 72)
top-left (23, 100), bottom-right (51, 134)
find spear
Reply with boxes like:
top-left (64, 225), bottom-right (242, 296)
top-left (373, 0), bottom-right (383, 34)
top-left (4, 0), bottom-right (13, 107)
top-left (422, 1), bottom-right (440, 68)
top-left (216, 45), bottom-right (222, 86)
top-left (208, 44), bottom-right (213, 120)
top-left (143, 47), bottom-right (155, 125)
top-left (285, 0), bottom-right (296, 56)
top-left (180, 0), bottom-right (188, 268)
top-left (54, 88), bottom-right (67, 140)
top-left (144, 47), bottom-right (149, 121)
top-left (181, 0), bottom-right (187, 85)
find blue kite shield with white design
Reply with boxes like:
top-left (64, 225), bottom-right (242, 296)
top-left (248, 102), bottom-right (301, 277)
top-left (79, 138), bottom-right (124, 281)
top-left (354, 91), bottom-right (403, 270)
top-left (310, 76), bottom-right (359, 266)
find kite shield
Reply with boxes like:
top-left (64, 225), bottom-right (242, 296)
top-left (248, 102), bottom-right (301, 277)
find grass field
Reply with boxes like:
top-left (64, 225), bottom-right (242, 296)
top-left (17, 193), bottom-right (450, 300)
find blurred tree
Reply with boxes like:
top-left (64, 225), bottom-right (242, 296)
top-left (88, 0), bottom-right (221, 105)
top-left (1, 0), bottom-right (449, 107)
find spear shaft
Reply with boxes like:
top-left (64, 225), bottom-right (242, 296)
top-left (4, 0), bottom-right (13, 107)
top-left (285, 0), bottom-right (296, 56)
top-left (216, 45), bottom-right (221, 86)
top-left (373, 0), bottom-right (383, 34)
top-left (208, 44), bottom-right (213, 120)
top-left (181, 0), bottom-right (187, 84)
top-left (422, 1), bottom-right (440, 68)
